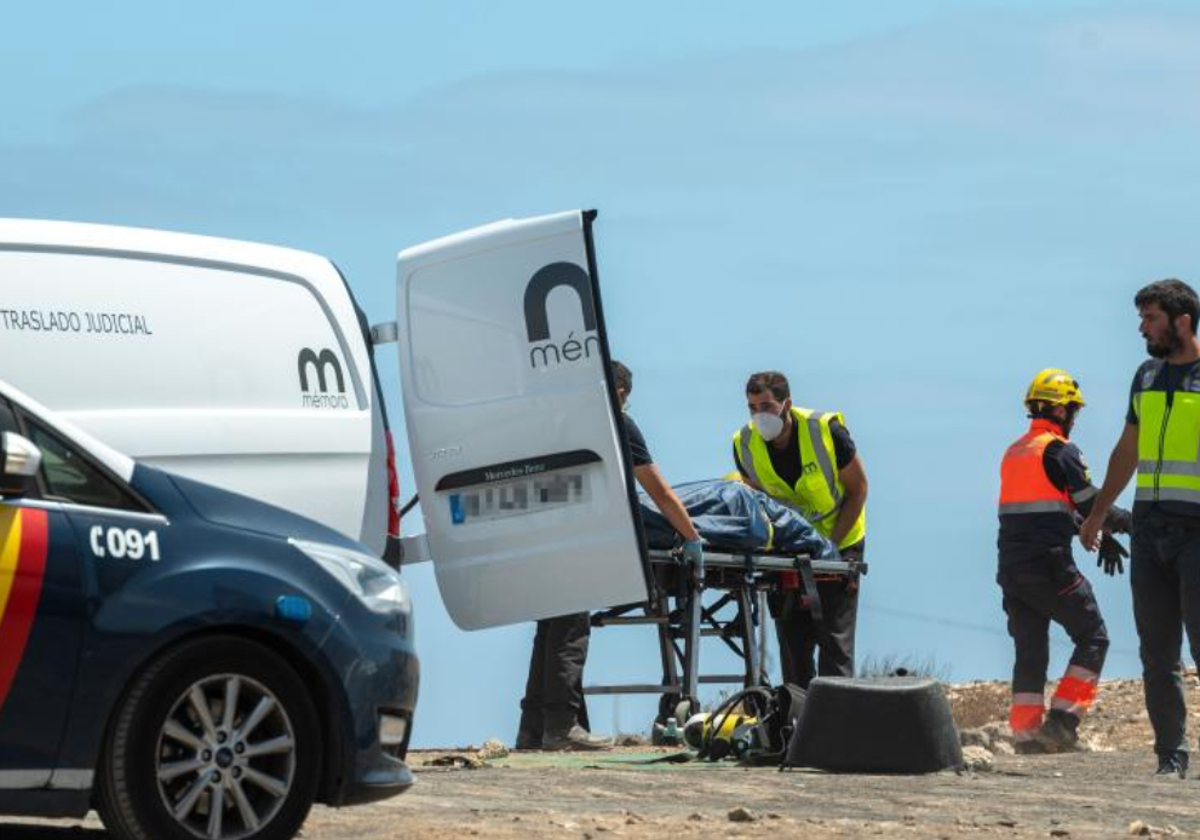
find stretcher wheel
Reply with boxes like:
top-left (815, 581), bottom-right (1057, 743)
top-left (783, 676), bottom-right (962, 773)
top-left (656, 694), bottom-right (697, 725)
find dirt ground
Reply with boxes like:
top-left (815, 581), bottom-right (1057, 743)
top-left (7, 678), bottom-right (1200, 840)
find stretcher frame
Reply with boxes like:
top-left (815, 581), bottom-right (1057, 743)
top-left (584, 547), bottom-right (861, 718)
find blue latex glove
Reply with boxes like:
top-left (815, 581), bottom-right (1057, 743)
top-left (681, 539), bottom-right (705, 568)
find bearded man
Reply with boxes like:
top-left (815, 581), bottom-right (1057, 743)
top-left (1081, 279), bottom-right (1200, 778)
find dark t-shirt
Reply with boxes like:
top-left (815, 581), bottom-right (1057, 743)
top-left (1126, 358), bottom-right (1200, 519)
top-left (733, 417), bottom-right (856, 486)
top-left (622, 414), bottom-right (653, 467)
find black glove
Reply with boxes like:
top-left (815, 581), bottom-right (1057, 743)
top-left (1104, 506), bottom-right (1133, 535)
top-left (1097, 532), bottom-right (1128, 576)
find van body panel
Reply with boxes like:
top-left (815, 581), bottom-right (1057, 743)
top-left (397, 210), bottom-right (648, 629)
top-left (0, 219), bottom-right (384, 554)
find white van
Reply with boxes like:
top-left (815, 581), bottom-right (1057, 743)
top-left (0, 210), bottom-right (649, 629)
top-left (0, 219), bottom-right (396, 559)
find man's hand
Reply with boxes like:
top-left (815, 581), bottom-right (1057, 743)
top-left (1079, 511), bottom-right (1106, 552)
top-left (1097, 532), bottom-right (1128, 576)
top-left (1079, 422), bottom-right (1139, 551)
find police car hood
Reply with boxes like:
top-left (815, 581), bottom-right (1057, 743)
top-left (163, 470), bottom-right (364, 550)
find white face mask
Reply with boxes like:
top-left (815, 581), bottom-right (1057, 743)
top-left (752, 411), bottom-right (785, 442)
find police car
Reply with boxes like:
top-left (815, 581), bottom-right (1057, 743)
top-left (0, 379), bottom-right (417, 840)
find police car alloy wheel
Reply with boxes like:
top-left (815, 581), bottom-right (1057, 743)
top-left (97, 635), bottom-right (321, 840)
top-left (154, 674), bottom-right (296, 838)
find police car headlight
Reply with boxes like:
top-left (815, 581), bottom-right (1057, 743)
top-left (290, 539), bottom-right (410, 614)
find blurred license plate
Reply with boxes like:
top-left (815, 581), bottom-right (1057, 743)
top-left (449, 470), bottom-right (590, 524)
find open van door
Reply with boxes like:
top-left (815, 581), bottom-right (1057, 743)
top-left (397, 210), bottom-right (648, 629)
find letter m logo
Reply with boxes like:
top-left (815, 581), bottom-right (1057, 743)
top-left (523, 262), bottom-right (597, 343)
top-left (298, 348), bottom-right (346, 393)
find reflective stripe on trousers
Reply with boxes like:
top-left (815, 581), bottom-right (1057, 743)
top-left (1050, 664), bottom-right (1099, 718)
top-left (1009, 692), bottom-right (1044, 741)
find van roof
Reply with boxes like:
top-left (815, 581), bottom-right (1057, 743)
top-left (0, 218), bottom-right (343, 295)
top-left (0, 378), bottom-right (135, 482)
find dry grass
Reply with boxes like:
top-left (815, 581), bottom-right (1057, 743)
top-left (856, 653), bottom-right (951, 682)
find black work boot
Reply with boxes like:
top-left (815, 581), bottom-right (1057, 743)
top-left (1156, 750), bottom-right (1189, 779)
top-left (1013, 739), bottom-right (1049, 755)
top-left (514, 727), bottom-right (542, 751)
top-left (1036, 709), bottom-right (1080, 753)
top-left (542, 724), bottom-right (613, 752)
top-left (515, 709), bottom-right (543, 750)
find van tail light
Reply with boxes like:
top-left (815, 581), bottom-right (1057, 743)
top-left (386, 430), bottom-right (401, 539)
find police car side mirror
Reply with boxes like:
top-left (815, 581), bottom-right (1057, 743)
top-left (0, 432), bottom-right (41, 498)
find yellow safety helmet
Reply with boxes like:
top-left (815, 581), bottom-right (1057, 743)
top-left (1024, 368), bottom-right (1086, 408)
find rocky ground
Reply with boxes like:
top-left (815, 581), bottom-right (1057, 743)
top-left (8, 677), bottom-right (1200, 839)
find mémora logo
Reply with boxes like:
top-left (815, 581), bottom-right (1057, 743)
top-left (524, 262), bottom-right (601, 370)
top-left (297, 348), bottom-right (350, 409)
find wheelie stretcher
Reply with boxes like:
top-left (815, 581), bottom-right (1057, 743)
top-left (584, 545), bottom-right (864, 720)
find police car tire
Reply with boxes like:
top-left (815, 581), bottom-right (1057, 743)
top-left (96, 635), bottom-right (322, 840)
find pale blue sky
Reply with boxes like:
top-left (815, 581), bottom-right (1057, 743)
top-left (3, 1), bottom-right (1196, 747)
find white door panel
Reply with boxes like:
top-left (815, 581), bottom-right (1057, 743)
top-left (397, 210), bottom-right (647, 630)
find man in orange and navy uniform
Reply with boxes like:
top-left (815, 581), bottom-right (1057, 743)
top-left (998, 368), bottom-right (1131, 753)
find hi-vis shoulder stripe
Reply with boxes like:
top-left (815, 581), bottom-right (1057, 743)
top-left (737, 427), bottom-right (759, 487)
top-left (807, 412), bottom-right (843, 518)
top-left (0, 506), bottom-right (49, 715)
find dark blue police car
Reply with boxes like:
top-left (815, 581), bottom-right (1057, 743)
top-left (0, 380), bottom-right (418, 840)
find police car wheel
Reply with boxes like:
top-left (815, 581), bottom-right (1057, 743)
top-left (97, 635), bottom-right (321, 840)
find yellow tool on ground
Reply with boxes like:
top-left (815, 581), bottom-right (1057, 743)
top-left (683, 710), bottom-right (759, 752)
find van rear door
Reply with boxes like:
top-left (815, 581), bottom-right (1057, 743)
top-left (396, 210), bottom-right (648, 630)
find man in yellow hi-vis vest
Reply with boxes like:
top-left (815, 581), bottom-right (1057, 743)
top-left (1082, 279), bottom-right (1200, 779)
top-left (732, 371), bottom-right (868, 687)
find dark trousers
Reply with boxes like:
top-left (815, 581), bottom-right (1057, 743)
top-left (517, 612), bottom-right (591, 741)
top-left (1130, 516), bottom-right (1200, 754)
top-left (773, 580), bottom-right (858, 689)
top-left (997, 547), bottom-right (1109, 696)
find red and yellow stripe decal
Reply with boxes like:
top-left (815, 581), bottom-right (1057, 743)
top-left (0, 506), bottom-right (49, 715)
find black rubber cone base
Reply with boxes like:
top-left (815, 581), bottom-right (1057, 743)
top-left (784, 676), bottom-right (962, 773)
